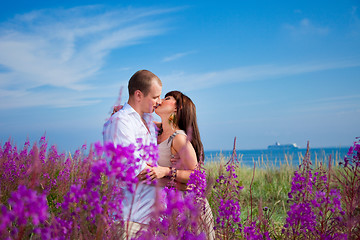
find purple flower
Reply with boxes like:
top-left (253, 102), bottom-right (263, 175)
top-left (284, 145), bottom-right (347, 239)
top-left (216, 198), bottom-right (241, 233)
top-left (244, 221), bottom-right (271, 240)
top-left (187, 168), bottom-right (207, 205)
top-left (138, 187), bottom-right (205, 239)
top-left (0, 205), bottom-right (12, 233)
top-left (1, 185), bottom-right (49, 232)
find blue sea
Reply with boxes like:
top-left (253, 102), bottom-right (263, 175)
top-left (204, 147), bottom-right (350, 168)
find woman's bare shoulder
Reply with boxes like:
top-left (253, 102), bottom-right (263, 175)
top-left (172, 133), bottom-right (189, 150)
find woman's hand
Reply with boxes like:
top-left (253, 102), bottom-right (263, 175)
top-left (111, 105), bottom-right (123, 116)
top-left (138, 164), bottom-right (170, 181)
top-left (146, 166), bottom-right (170, 180)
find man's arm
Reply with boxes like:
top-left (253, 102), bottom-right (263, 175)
top-left (111, 117), bottom-right (148, 177)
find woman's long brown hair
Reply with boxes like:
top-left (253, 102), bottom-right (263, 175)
top-left (165, 91), bottom-right (204, 163)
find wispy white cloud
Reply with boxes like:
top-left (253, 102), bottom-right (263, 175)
top-left (0, 81), bottom-right (125, 109)
top-left (283, 18), bottom-right (329, 36)
top-left (350, 6), bottom-right (360, 36)
top-left (0, 5), bottom-right (173, 108)
top-left (291, 101), bottom-right (360, 115)
top-left (309, 94), bottom-right (360, 103)
top-left (162, 51), bottom-right (195, 62)
top-left (291, 94), bottom-right (360, 114)
top-left (162, 60), bottom-right (360, 92)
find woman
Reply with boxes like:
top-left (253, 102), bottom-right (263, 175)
top-left (145, 90), bottom-right (203, 187)
top-left (145, 90), bottom-right (215, 239)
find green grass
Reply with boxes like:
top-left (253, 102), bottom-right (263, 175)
top-left (205, 160), bottom-right (293, 226)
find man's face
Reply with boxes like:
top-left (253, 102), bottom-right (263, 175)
top-left (141, 79), bottom-right (162, 113)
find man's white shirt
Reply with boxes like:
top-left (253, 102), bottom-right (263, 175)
top-left (103, 103), bottom-right (158, 224)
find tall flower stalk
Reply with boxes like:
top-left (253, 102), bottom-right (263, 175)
top-left (335, 137), bottom-right (360, 239)
top-left (282, 142), bottom-right (347, 239)
top-left (211, 137), bottom-right (243, 239)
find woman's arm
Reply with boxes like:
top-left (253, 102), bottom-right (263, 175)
top-left (170, 134), bottom-right (197, 184)
top-left (146, 134), bottom-right (197, 185)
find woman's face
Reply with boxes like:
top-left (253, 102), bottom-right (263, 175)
top-left (155, 95), bottom-right (177, 116)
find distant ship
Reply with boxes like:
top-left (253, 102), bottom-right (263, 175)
top-left (268, 142), bottom-right (299, 150)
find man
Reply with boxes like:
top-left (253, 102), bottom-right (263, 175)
top-left (103, 70), bottom-right (162, 233)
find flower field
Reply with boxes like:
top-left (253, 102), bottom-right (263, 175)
top-left (0, 136), bottom-right (359, 239)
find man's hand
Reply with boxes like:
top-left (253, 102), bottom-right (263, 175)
top-left (175, 181), bottom-right (188, 191)
top-left (138, 167), bottom-right (150, 181)
top-left (170, 154), bottom-right (181, 167)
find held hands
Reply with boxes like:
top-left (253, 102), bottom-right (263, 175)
top-left (138, 164), bottom-right (170, 181)
top-left (148, 164), bottom-right (170, 180)
top-left (138, 163), bottom-right (188, 191)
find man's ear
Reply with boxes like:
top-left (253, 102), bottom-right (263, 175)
top-left (134, 90), bottom-right (143, 102)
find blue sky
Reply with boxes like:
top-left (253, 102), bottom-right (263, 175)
top-left (0, 0), bottom-right (359, 151)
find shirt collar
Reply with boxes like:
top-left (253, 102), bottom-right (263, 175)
top-left (123, 102), bottom-right (153, 122)
top-left (122, 102), bottom-right (137, 115)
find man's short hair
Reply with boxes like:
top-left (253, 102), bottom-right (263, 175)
top-left (128, 70), bottom-right (162, 96)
